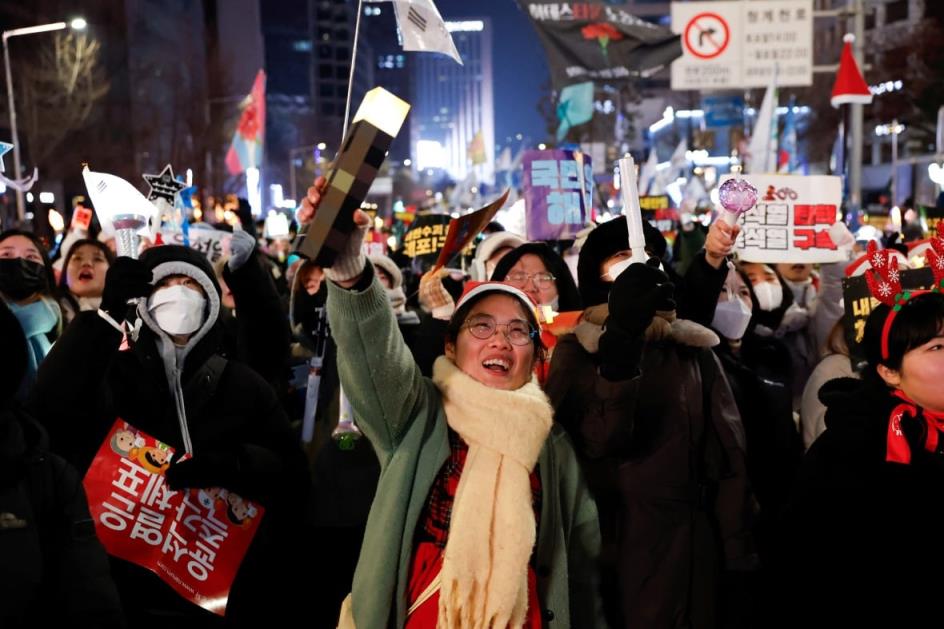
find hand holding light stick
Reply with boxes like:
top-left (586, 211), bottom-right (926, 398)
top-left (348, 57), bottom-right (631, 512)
top-left (618, 156), bottom-right (649, 264)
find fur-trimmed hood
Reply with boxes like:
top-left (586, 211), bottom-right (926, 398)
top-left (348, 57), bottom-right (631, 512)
top-left (573, 304), bottom-right (720, 354)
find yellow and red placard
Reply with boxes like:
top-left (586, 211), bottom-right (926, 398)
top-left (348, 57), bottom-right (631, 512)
top-left (83, 420), bottom-right (264, 617)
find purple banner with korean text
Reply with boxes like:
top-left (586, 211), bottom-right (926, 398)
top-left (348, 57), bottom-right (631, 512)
top-left (524, 149), bottom-right (593, 241)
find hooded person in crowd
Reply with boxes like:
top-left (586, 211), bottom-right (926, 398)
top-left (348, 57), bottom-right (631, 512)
top-left (547, 217), bottom-right (755, 628)
top-left (58, 238), bottom-right (114, 325)
top-left (28, 245), bottom-right (310, 626)
top-left (0, 230), bottom-right (62, 396)
top-left (470, 231), bottom-right (526, 281)
top-left (707, 266), bottom-right (801, 615)
top-left (296, 178), bottom-right (606, 629)
top-left (0, 301), bottom-right (124, 628)
top-left (780, 244), bottom-right (944, 626)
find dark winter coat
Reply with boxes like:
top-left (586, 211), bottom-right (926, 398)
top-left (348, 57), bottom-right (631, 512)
top-left (0, 299), bottom-right (122, 628)
top-left (546, 308), bottom-right (755, 629)
top-left (220, 252), bottom-right (292, 397)
top-left (28, 246), bottom-right (310, 627)
top-left (779, 377), bottom-right (944, 626)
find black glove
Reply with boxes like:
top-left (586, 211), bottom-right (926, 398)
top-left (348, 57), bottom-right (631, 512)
top-left (607, 258), bottom-right (675, 336)
top-left (165, 450), bottom-right (241, 491)
top-left (100, 257), bottom-right (153, 320)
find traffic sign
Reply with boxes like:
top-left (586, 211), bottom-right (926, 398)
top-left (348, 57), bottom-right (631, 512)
top-left (671, 0), bottom-right (812, 90)
top-left (684, 13), bottom-right (730, 60)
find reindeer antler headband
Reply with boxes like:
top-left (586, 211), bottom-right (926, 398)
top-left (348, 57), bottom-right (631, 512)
top-left (865, 238), bottom-right (944, 360)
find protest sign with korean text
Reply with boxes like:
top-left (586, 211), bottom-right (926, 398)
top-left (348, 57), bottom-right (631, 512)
top-left (724, 174), bottom-right (844, 263)
top-left (83, 420), bottom-right (264, 616)
top-left (842, 267), bottom-right (935, 370)
top-left (524, 149), bottom-right (593, 241)
top-left (401, 213), bottom-right (452, 266)
top-left (639, 194), bottom-right (680, 246)
top-left (160, 226), bottom-right (231, 264)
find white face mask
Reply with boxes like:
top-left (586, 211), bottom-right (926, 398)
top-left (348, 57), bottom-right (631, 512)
top-left (752, 280), bottom-right (783, 312)
top-left (711, 296), bottom-right (753, 340)
top-left (147, 284), bottom-right (207, 336)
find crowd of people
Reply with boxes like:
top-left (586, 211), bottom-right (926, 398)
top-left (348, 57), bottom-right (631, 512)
top-left (2, 176), bottom-right (943, 628)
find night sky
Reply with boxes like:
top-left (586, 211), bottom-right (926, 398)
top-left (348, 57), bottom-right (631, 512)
top-left (435, 0), bottom-right (551, 148)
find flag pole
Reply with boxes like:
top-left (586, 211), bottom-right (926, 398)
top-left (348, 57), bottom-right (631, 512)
top-left (342, 0), bottom-right (365, 141)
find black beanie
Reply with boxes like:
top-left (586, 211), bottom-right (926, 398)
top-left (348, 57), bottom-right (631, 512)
top-left (577, 217), bottom-right (668, 307)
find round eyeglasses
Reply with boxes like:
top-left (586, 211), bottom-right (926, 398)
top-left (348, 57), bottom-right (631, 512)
top-left (463, 314), bottom-right (537, 346)
top-left (505, 271), bottom-right (556, 289)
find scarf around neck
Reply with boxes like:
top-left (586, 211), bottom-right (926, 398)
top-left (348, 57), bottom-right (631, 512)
top-left (431, 356), bottom-right (553, 628)
top-left (6, 297), bottom-right (58, 389)
top-left (886, 389), bottom-right (944, 464)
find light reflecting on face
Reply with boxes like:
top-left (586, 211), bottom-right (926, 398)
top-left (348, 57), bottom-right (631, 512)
top-left (741, 262), bottom-right (779, 286)
top-left (0, 235), bottom-right (43, 263)
top-left (446, 294), bottom-right (536, 391)
top-left (718, 269), bottom-right (753, 310)
top-left (888, 330), bottom-right (944, 414)
top-left (505, 253), bottom-right (557, 307)
top-left (66, 244), bottom-right (109, 298)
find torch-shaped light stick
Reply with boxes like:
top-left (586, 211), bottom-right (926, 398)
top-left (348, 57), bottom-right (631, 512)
top-left (82, 166), bottom-right (157, 259)
top-left (618, 156), bottom-right (649, 264)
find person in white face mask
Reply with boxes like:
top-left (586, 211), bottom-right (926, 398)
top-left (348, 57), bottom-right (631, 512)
top-left (709, 266), bottom-right (803, 575)
top-left (28, 244), bottom-right (311, 625)
top-left (742, 261), bottom-right (818, 409)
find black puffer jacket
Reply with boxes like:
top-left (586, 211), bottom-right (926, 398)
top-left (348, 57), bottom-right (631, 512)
top-left (0, 300), bottom-right (123, 628)
top-left (29, 246), bottom-right (310, 627)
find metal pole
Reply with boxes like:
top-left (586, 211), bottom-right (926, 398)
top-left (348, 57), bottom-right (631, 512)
top-left (3, 33), bottom-right (24, 222)
top-left (848, 0), bottom-right (865, 207)
top-left (289, 148), bottom-right (297, 205)
top-left (891, 120), bottom-right (899, 207)
top-left (341, 0), bottom-right (364, 141)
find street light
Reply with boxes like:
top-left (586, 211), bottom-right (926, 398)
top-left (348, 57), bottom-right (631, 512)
top-left (3, 17), bottom-right (86, 222)
top-left (875, 120), bottom-right (905, 206)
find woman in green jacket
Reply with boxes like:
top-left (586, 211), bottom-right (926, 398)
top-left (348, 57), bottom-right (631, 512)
top-left (300, 181), bottom-right (607, 629)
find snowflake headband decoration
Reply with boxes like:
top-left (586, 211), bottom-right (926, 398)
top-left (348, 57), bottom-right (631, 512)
top-left (864, 238), bottom-right (944, 360)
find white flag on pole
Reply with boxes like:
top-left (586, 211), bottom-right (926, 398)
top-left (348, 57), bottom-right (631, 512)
top-left (393, 0), bottom-right (463, 65)
top-left (747, 77), bottom-right (779, 174)
top-left (82, 166), bottom-right (158, 237)
top-left (637, 147), bottom-right (659, 196)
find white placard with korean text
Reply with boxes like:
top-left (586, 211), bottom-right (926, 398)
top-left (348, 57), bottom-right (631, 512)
top-left (722, 174), bottom-right (845, 263)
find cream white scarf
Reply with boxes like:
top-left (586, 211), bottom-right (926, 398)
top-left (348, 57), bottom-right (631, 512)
top-left (431, 356), bottom-right (553, 629)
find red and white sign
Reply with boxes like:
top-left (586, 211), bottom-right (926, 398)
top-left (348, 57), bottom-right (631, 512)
top-left (83, 420), bottom-right (264, 617)
top-left (671, 0), bottom-right (812, 90)
top-left (683, 13), bottom-right (730, 60)
top-left (720, 174), bottom-right (846, 264)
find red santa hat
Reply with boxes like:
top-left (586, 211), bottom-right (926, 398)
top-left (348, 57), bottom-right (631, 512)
top-left (831, 34), bottom-right (873, 108)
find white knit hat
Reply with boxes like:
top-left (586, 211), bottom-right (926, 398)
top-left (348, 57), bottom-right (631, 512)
top-left (470, 232), bottom-right (526, 281)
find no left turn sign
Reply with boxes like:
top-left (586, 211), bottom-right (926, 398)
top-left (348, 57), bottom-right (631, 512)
top-left (683, 12), bottom-right (730, 60)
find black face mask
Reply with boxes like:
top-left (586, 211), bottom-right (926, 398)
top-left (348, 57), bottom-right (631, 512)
top-left (0, 258), bottom-right (48, 301)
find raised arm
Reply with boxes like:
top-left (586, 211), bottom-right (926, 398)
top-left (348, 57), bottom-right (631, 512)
top-left (327, 264), bottom-right (429, 455)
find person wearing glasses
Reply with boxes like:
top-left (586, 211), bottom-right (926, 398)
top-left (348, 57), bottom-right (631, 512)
top-left (491, 242), bottom-right (582, 314)
top-left (296, 179), bottom-right (607, 628)
top-left (491, 242), bottom-right (583, 383)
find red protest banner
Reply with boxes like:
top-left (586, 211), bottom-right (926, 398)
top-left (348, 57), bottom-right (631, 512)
top-left (433, 189), bottom-right (510, 271)
top-left (83, 420), bottom-right (264, 617)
